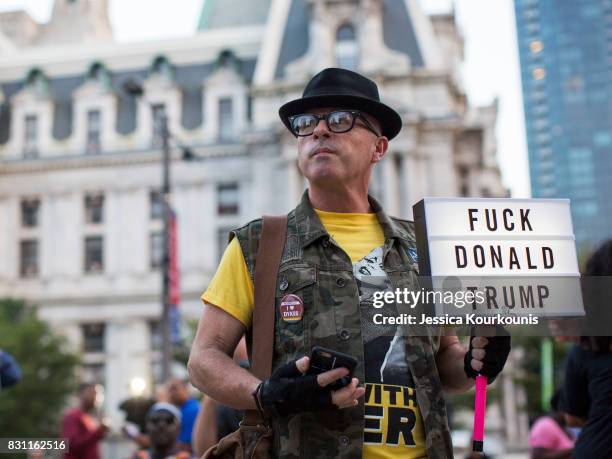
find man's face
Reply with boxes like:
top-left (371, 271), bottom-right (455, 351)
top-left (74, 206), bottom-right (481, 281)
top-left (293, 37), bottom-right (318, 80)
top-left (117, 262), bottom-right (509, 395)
top-left (80, 385), bottom-right (101, 410)
top-left (296, 107), bottom-right (387, 188)
top-left (166, 379), bottom-right (187, 406)
top-left (146, 412), bottom-right (180, 448)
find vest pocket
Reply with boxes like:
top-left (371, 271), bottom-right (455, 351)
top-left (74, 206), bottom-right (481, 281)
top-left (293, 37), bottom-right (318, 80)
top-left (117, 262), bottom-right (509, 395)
top-left (274, 265), bottom-right (317, 363)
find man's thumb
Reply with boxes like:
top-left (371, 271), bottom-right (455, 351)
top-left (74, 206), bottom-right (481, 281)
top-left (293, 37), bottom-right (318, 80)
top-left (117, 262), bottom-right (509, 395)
top-left (295, 356), bottom-right (310, 374)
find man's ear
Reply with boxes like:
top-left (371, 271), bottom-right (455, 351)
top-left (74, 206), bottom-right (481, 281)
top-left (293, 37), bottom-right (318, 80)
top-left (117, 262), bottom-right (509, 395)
top-left (372, 136), bottom-right (389, 163)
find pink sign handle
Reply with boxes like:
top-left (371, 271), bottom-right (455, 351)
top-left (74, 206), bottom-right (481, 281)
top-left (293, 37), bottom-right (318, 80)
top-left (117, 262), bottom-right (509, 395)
top-left (472, 374), bottom-right (487, 452)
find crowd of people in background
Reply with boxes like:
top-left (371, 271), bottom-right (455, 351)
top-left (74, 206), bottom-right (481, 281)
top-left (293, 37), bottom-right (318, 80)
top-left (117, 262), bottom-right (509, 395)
top-left (56, 339), bottom-right (249, 459)
top-left (527, 239), bottom-right (612, 459)
top-left (4, 238), bottom-right (608, 458)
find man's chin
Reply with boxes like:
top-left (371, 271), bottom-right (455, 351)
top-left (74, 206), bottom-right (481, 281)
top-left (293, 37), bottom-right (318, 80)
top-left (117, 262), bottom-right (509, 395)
top-left (306, 172), bottom-right (345, 187)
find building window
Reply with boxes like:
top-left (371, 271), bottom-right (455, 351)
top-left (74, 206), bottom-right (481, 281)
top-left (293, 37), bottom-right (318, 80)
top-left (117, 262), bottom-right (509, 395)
top-left (151, 56), bottom-right (173, 81)
top-left (152, 104), bottom-right (166, 147)
top-left (149, 320), bottom-right (162, 351)
top-left (87, 62), bottom-right (110, 89)
top-left (24, 114), bottom-right (38, 158)
top-left (21, 198), bottom-right (40, 227)
top-left (84, 236), bottom-right (104, 273)
top-left (217, 183), bottom-right (239, 215)
top-left (532, 67), bottom-right (546, 80)
top-left (529, 40), bottom-right (544, 53)
top-left (85, 193), bottom-right (104, 224)
top-left (82, 323), bottom-right (105, 353)
top-left (458, 166), bottom-right (470, 197)
top-left (336, 24), bottom-right (359, 70)
top-left (217, 226), bottom-right (233, 262)
top-left (150, 190), bottom-right (164, 220)
top-left (25, 69), bottom-right (48, 97)
top-left (150, 232), bottom-right (164, 269)
top-left (86, 109), bottom-right (102, 154)
top-left (20, 239), bottom-right (39, 278)
top-left (218, 98), bottom-right (234, 141)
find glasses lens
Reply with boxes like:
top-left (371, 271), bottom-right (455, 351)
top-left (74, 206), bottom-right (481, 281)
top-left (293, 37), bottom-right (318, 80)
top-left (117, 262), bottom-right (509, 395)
top-left (327, 111), bottom-right (354, 133)
top-left (291, 115), bottom-right (317, 136)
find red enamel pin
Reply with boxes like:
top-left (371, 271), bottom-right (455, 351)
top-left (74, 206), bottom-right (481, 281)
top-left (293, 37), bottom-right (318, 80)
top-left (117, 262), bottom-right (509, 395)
top-left (279, 294), bottom-right (304, 322)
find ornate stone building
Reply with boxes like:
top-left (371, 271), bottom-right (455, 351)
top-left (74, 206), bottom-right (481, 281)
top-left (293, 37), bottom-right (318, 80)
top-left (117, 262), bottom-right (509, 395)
top-left (0, 0), bottom-right (506, 443)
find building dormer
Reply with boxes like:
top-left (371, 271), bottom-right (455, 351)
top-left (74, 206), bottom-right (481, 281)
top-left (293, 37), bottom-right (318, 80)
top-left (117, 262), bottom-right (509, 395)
top-left (9, 69), bottom-right (54, 159)
top-left (284, 0), bottom-right (410, 79)
top-left (203, 51), bottom-right (248, 144)
top-left (136, 56), bottom-right (182, 149)
top-left (73, 62), bottom-right (118, 155)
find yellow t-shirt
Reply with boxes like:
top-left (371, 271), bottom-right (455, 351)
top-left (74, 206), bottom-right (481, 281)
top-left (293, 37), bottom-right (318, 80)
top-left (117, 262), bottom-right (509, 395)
top-left (202, 210), bottom-right (426, 459)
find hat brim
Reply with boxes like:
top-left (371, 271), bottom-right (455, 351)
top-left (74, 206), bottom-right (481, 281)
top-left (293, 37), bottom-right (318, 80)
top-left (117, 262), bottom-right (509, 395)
top-left (279, 94), bottom-right (402, 140)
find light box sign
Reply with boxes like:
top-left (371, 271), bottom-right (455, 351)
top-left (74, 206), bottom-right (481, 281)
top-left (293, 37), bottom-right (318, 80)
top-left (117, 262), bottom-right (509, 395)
top-left (413, 198), bottom-right (584, 318)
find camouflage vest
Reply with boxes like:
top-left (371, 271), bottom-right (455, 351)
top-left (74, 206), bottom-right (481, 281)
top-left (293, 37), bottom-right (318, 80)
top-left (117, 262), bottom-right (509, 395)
top-left (231, 192), bottom-right (453, 459)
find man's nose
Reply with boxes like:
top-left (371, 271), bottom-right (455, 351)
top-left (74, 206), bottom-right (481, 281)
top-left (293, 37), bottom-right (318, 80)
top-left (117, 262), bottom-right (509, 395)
top-left (312, 117), bottom-right (330, 138)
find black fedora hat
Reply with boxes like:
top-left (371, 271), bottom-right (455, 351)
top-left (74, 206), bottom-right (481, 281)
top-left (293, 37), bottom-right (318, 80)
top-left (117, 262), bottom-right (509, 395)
top-left (278, 68), bottom-right (403, 140)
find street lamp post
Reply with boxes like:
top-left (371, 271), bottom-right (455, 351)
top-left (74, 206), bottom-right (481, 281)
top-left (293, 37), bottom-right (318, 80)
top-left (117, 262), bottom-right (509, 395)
top-left (124, 80), bottom-right (173, 382)
top-left (159, 111), bottom-right (172, 382)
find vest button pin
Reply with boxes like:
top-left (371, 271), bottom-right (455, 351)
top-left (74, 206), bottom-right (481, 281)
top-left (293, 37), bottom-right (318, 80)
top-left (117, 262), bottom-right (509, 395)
top-left (339, 435), bottom-right (350, 447)
top-left (339, 329), bottom-right (350, 341)
top-left (279, 279), bottom-right (289, 291)
top-left (336, 277), bottom-right (346, 287)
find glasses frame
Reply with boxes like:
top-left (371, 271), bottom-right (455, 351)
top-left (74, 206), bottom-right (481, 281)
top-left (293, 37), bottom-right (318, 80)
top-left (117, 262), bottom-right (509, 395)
top-left (288, 110), bottom-right (381, 137)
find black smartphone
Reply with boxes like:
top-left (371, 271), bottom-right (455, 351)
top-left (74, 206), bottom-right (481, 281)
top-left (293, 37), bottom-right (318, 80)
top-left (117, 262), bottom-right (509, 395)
top-left (307, 346), bottom-right (359, 390)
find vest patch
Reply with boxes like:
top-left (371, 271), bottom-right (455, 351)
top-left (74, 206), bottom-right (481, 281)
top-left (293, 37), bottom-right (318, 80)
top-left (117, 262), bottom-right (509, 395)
top-left (407, 247), bottom-right (419, 264)
top-left (279, 294), bottom-right (304, 322)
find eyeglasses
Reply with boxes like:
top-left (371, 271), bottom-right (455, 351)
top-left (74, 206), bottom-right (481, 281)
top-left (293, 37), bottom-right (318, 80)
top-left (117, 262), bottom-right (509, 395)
top-left (288, 110), bottom-right (381, 137)
top-left (148, 416), bottom-right (176, 426)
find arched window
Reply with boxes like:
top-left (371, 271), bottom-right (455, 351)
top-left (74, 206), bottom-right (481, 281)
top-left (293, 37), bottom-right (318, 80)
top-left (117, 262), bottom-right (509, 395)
top-left (216, 49), bottom-right (240, 71)
top-left (150, 56), bottom-right (174, 81)
top-left (25, 69), bottom-right (48, 97)
top-left (336, 24), bottom-right (358, 70)
top-left (87, 62), bottom-right (110, 88)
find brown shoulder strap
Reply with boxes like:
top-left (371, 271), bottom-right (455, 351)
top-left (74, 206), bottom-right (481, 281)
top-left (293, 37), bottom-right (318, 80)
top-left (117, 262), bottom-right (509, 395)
top-left (251, 215), bottom-right (287, 380)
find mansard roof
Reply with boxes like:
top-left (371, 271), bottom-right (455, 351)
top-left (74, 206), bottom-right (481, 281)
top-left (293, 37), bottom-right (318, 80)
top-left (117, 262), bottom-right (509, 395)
top-left (0, 59), bottom-right (257, 145)
top-left (270, 0), bottom-right (426, 80)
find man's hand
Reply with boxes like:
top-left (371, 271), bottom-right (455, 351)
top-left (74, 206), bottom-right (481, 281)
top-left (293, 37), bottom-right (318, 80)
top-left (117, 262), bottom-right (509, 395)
top-left (464, 328), bottom-right (511, 383)
top-left (258, 356), bottom-right (365, 417)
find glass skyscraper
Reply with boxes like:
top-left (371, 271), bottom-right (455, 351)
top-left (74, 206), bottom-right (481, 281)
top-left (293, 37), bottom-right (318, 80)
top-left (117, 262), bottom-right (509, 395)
top-left (515, 0), bottom-right (612, 251)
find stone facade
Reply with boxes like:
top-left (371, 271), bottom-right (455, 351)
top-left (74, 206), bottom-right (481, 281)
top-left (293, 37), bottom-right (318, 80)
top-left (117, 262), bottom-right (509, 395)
top-left (0, 0), bottom-right (506, 448)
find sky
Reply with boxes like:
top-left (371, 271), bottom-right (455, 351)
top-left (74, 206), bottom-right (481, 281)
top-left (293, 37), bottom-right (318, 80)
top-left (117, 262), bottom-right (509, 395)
top-left (0, 0), bottom-right (530, 198)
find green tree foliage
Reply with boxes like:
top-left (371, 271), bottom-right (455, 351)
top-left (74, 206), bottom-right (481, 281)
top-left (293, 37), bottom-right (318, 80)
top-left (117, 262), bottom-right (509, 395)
top-left (0, 298), bottom-right (79, 439)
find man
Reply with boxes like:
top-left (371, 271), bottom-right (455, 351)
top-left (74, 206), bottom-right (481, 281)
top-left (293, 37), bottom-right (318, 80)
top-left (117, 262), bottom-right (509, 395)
top-left (188, 68), bottom-right (510, 458)
top-left (166, 378), bottom-right (199, 453)
top-left (130, 403), bottom-right (191, 459)
top-left (0, 349), bottom-right (21, 390)
top-left (61, 384), bottom-right (108, 459)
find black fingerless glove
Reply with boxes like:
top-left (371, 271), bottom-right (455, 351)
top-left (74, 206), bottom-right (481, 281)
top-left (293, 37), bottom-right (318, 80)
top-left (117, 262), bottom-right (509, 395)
top-left (257, 360), bottom-right (334, 418)
top-left (464, 328), bottom-right (511, 384)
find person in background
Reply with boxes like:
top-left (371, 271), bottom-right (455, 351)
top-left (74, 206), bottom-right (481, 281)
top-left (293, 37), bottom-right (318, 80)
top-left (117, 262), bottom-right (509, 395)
top-left (563, 239), bottom-right (612, 458)
top-left (61, 383), bottom-right (108, 459)
top-left (528, 390), bottom-right (574, 459)
top-left (0, 349), bottom-right (21, 390)
top-left (166, 378), bottom-right (199, 453)
top-left (130, 403), bottom-right (191, 459)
